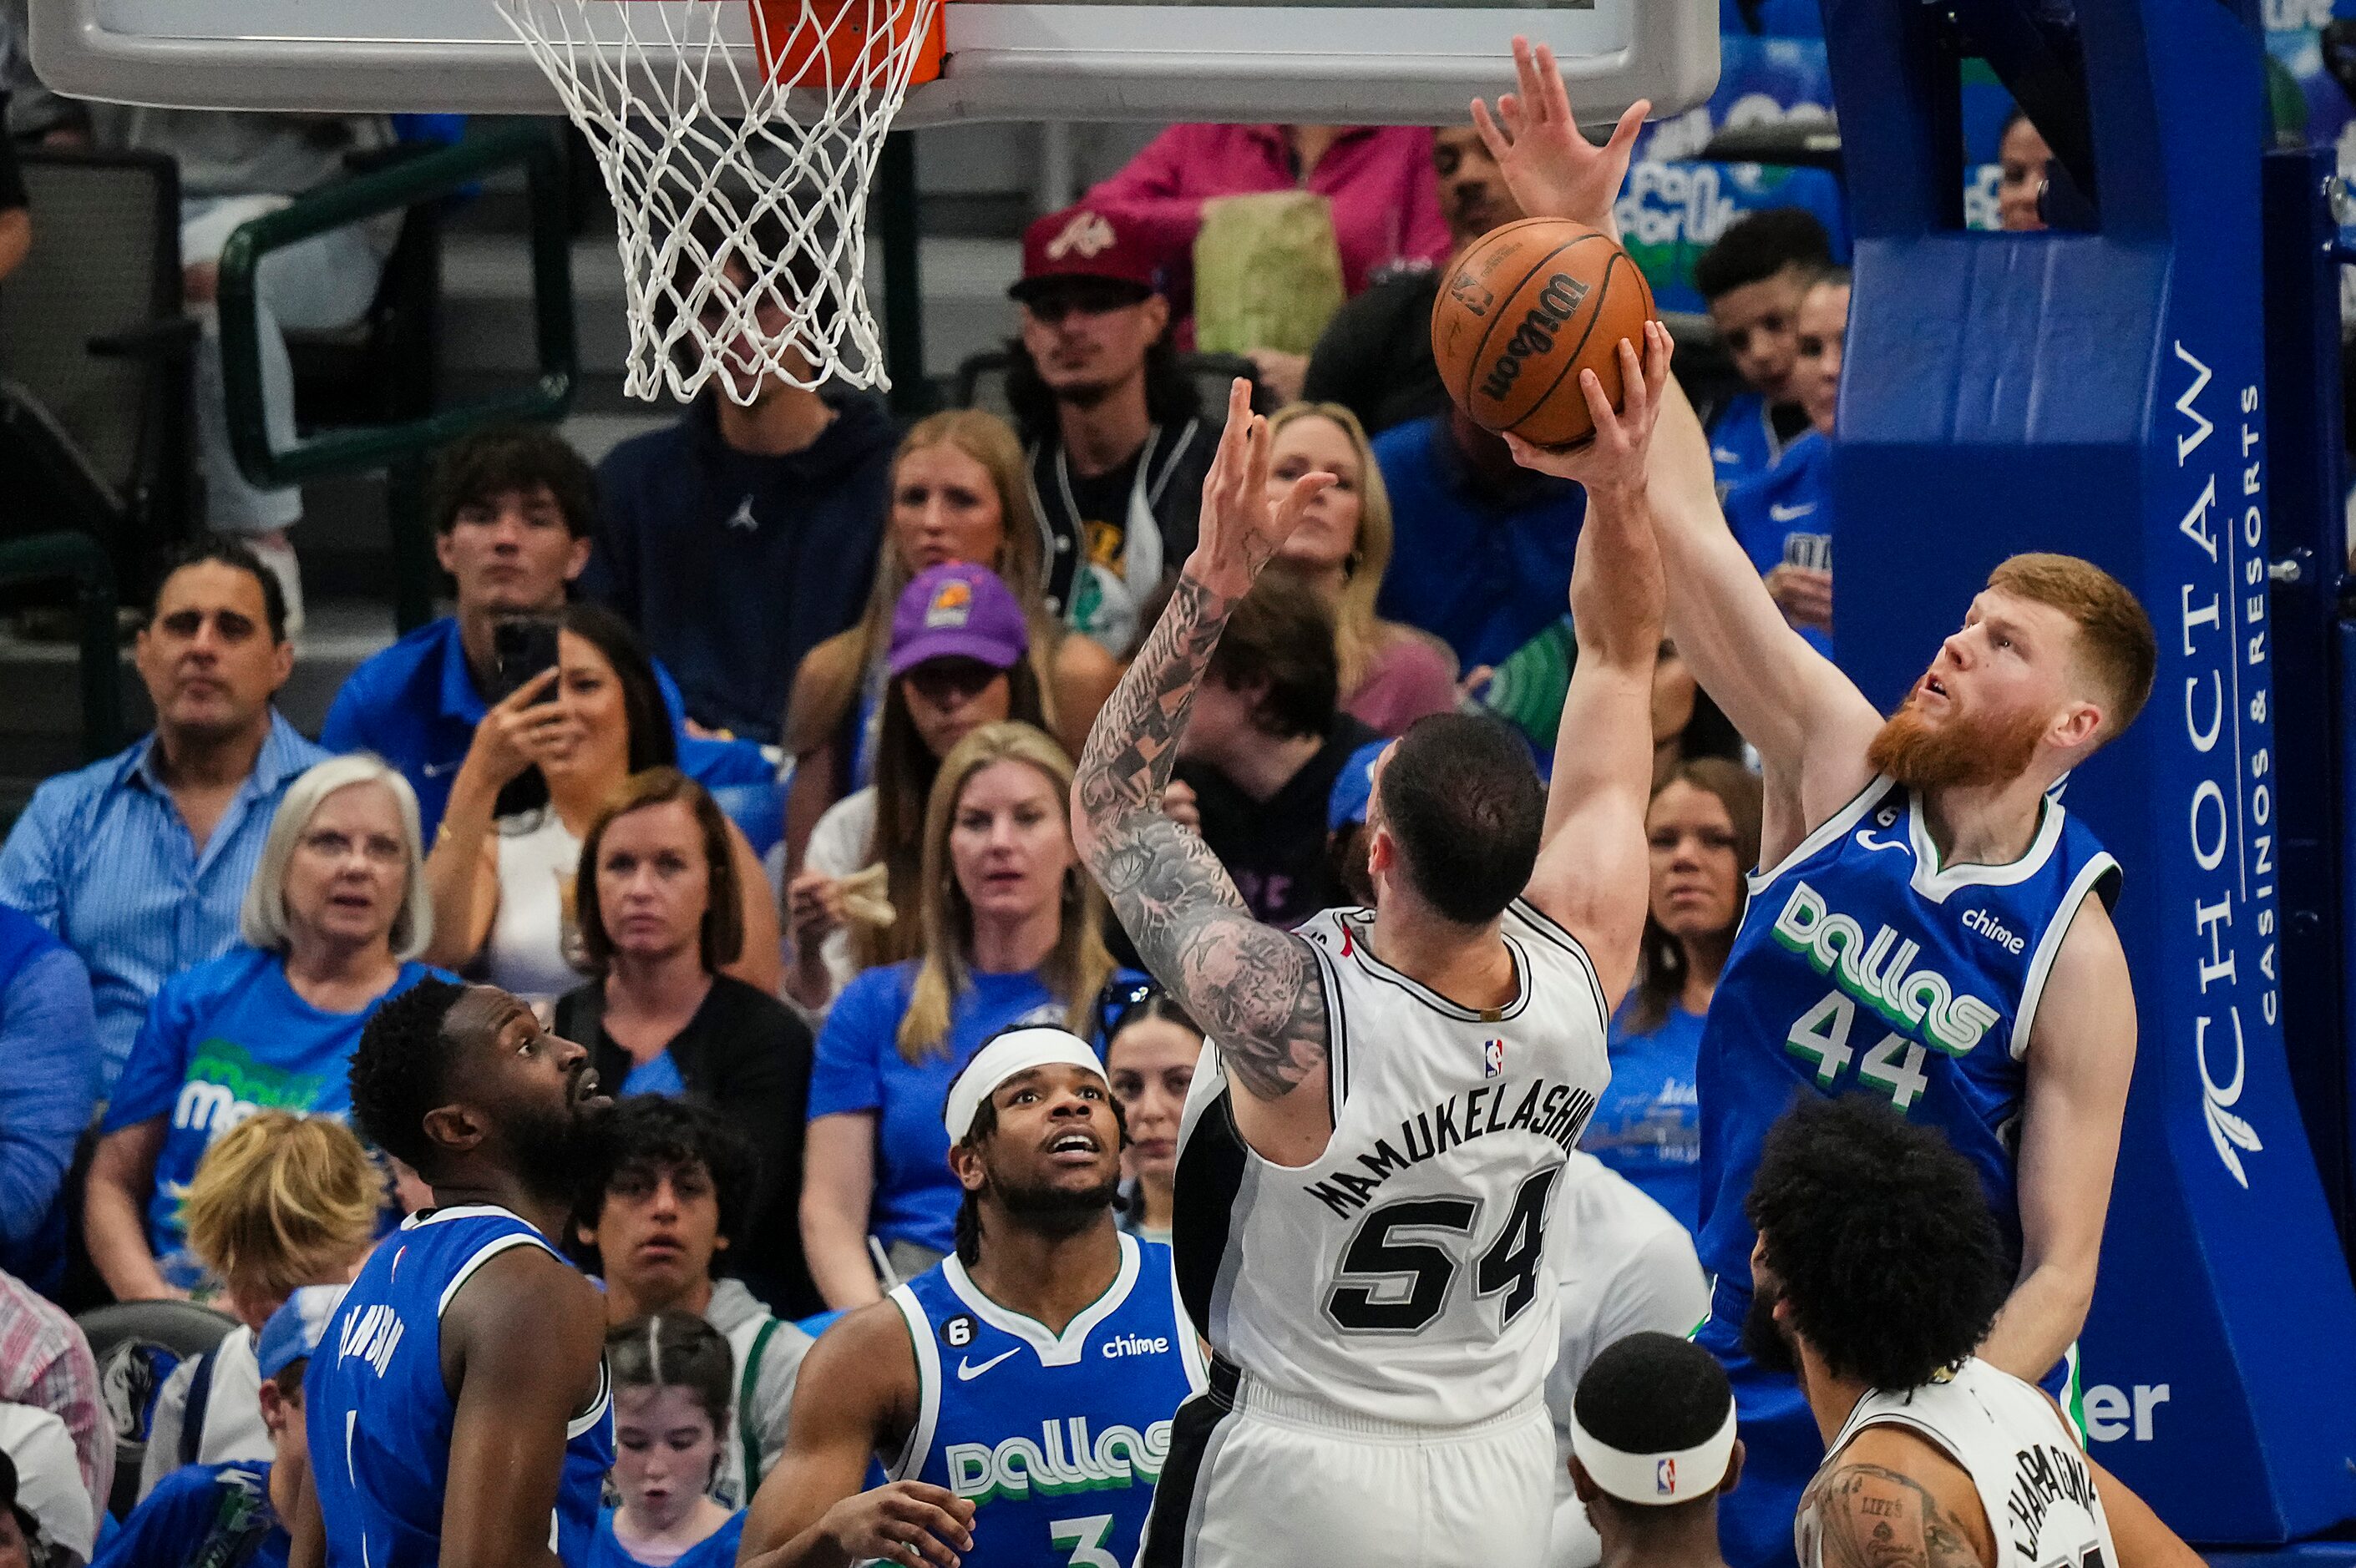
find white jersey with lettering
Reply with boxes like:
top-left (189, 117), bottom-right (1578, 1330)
top-left (1171, 899), bottom-right (1612, 1427)
top-left (1800, 1358), bottom-right (2120, 1568)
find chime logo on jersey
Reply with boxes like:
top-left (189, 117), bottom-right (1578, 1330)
top-left (1482, 1039), bottom-right (1505, 1078)
top-left (943, 1416), bottom-right (1174, 1506)
top-left (1768, 879), bottom-right (2001, 1054)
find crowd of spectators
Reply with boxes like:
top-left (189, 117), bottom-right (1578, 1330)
top-left (0, 34), bottom-right (1984, 1560)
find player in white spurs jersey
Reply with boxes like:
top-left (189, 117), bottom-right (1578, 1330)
top-left (1745, 1099), bottom-right (2199, 1568)
top-left (1072, 325), bottom-right (1671, 1566)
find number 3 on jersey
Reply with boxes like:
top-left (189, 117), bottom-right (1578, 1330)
top-left (1786, 991), bottom-right (1929, 1110)
top-left (1322, 1166), bottom-right (1560, 1334)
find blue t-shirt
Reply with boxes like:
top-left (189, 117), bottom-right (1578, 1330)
top-left (1582, 1000), bottom-right (1705, 1232)
top-left (620, 1051), bottom-right (687, 1098)
top-left (808, 962), bottom-right (1070, 1255)
top-left (97, 1460), bottom-right (286, 1568)
top-left (588, 1509), bottom-right (744, 1568)
top-left (100, 947), bottom-right (443, 1284)
top-left (1370, 414), bottom-right (1588, 673)
top-left (1705, 390), bottom-right (1799, 494)
top-left (1723, 430), bottom-right (1835, 659)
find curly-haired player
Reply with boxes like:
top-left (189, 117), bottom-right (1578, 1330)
top-left (1746, 1097), bottom-right (2198, 1568)
top-left (291, 980), bottom-right (614, 1568)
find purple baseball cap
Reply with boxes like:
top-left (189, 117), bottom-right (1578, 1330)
top-left (889, 562), bottom-right (1030, 677)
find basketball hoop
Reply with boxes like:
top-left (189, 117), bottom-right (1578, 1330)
top-left (498, 0), bottom-right (945, 401)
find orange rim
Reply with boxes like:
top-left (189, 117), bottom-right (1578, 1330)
top-left (750, 0), bottom-right (943, 89)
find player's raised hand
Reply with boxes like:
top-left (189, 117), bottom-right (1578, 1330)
top-left (1503, 320), bottom-right (1674, 497)
top-left (1472, 35), bottom-right (1648, 239)
top-left (1188, 377), bottom-right (1335, 598)
top-left (814, 1481), bottom-right (975, 1568)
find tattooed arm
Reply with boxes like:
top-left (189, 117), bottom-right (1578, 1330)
top-left (1800, 1449), bottom-right (1994, 1568)
top-left (1072, 380), bottom-right (1339, 1163)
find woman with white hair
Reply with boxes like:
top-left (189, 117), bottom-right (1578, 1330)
top-left (83, 755), bottom-right (449, 1302)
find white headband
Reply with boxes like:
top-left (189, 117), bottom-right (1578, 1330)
top-left (1568, 1404), bottom-right (1738, 1506)
top-left (943, 1027), bottom-right (1107, 1141)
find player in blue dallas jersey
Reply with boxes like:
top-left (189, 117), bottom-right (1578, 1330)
top-left (1487, 41), bottom-right (2159, 1568)
top-left (291, 979), bottom-right (615, 1568)
top-left (741, 1028), bottom-right (1203, 1568)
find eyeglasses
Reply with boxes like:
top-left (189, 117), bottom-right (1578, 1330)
top-left (1097, 976), bottom-right (1162, 1044)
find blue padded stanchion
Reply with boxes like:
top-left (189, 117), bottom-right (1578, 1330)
top-left (1821, 0), bottom-right (2356, 1543)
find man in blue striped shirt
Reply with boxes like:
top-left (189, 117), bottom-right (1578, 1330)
top-left (0, 539), bottom-right (329, 1092)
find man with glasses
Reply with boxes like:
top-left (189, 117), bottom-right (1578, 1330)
top-left (1006, 203), bottom-right (1215, 656)
top-left (0, 539), bottom-right (327, 1092)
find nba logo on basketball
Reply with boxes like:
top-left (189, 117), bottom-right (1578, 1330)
top-left (1482, 1040), bottom-right (1505, 1078)
top-left (1656, 1458), bottom-right (1675, 1495)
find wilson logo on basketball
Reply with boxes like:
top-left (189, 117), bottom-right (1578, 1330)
top-left (1477, 272), bottom-right (1591, 403)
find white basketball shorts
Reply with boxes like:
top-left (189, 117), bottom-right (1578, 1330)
top-left (1134, 1358), bottom-right (1557, 1568)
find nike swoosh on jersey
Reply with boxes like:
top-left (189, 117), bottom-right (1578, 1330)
top-left (956, 1348), bottom-right (1021, 1381)
top-left (1769, 502), bottom-right (1818, 523)
top-left (1712, 447), bottom-right (1743, 464)
top-left (421, 760), bottom-right (461, 778)
top-left (1854, 829), bottom-right (1911, 857)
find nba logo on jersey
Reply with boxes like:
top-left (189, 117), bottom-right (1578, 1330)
top-left (1482, 1039), bottom-right (1506, 1078)
top-left (1656, 1458), bottom-right (1675, 1495)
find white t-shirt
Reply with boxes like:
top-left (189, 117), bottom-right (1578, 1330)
top-left (484, 811), bottom-right (588, 1006)
top-left (1543, 1151), bottom-right (1711, 1568)
top-left (137, 1327), bottom-right (268, 1501)
top-left (0, 1403), bottom-right (96, 1565)
top-left (800, 788), bottom-right (877, 1009)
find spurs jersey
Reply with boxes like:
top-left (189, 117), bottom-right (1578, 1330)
top-left (1800, 1358), bottom-right (2118, 1568)
top-left (1695, 776), bottom-right (2118, 1292)
top-left (1173, 900), bottom-right (1612, 1426)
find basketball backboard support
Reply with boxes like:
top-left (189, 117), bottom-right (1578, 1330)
top-left (29, 0), bottom-right (1718, 127)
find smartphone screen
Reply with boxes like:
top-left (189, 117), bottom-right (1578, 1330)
top-left (491, 618), bottom-right (560, 703)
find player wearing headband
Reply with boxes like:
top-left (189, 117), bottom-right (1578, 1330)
top-left (1747, 1097), bottom-right (2199, 1568)
top-left (739, 1029), bottom-right (1203, 1568)
top-left (1567, 1332), bottom-right (1743, 1568)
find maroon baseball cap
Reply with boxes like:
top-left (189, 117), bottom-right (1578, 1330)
top-left (889, 563), bottom-right (1031, 676)
top-left (1011, 204), bottom-right (1162, 301)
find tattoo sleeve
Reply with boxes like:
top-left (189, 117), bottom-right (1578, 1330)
top-left (1073, 573), bottom-right (1330, 1101)
top-left (1801, 1464), bottom-right (1989, 1568)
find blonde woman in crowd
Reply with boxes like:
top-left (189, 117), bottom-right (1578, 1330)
top-left (1264, 402), bottom-right (1458, 736)
top-left (84, 755), bottom-right (439, 1302)
top-left (799, 721), bottom-right (1114, 1305)
top-left (779, 410), bottom-right (1122, 872)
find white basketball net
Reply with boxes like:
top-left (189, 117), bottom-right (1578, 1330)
top-left (498, 0), bottom-right (940, 401)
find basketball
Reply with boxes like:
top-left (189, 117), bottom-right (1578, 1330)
top-left (1431, 217), bottom-right (1658, 449)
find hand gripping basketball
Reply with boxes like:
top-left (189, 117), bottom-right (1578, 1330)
top-left (1472, 35), bottom-right (1649, 238)
top-left (1188, 377), bottom-right (1337, 598)
top-left (1502, 321), bottom-right (1675, 497)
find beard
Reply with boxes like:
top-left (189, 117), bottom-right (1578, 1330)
top-left (1865, 693), bottom-right (2049, 790)
top-left (986, 1160), bottom-right (1122, 1240)
top-left (1742, 1276), bottom-right (1800, 1378)
top-left (508, 1095), bottom-right (600, 1207)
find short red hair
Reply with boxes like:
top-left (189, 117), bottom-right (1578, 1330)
top-left (1985, 553), bottom-right (2156, 744)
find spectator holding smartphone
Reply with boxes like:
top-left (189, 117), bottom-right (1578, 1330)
top-left (1723, 266), bottom-right (1847, 656)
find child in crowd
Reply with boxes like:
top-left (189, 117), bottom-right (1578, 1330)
top-left (593, 1317), bottom-right (745, 1568)
top-left (138, 1113), bottom-right (379, 1497)
top-left (95, 1287), bottom-right (342, 1568)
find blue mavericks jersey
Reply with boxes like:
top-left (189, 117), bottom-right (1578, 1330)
top-left (309, 1206), bottom-right (614, 1568)
top-left (887, 1234), bottom-right (1204, 1568)
top-left (1694, 776), bottom-right (2119, 1292)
